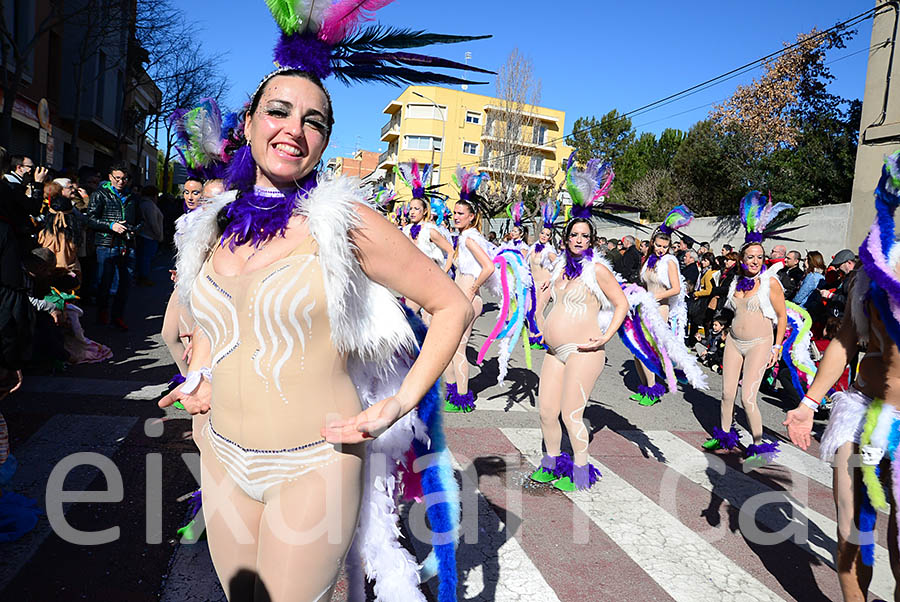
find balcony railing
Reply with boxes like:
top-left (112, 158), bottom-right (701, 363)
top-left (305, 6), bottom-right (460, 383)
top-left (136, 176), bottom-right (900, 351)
top-left (380, 117), bottom-right (400, 141)
top-left (479, 163), bottom-right (554, 181)
top-left (378, 149), bottom-right (397, 168)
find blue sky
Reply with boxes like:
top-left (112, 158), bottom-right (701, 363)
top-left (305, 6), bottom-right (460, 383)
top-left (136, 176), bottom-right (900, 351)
top-left (182, 0), bottom-right (875, 162)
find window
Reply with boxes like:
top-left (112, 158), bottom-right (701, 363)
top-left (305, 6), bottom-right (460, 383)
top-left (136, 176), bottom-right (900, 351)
top-left (465, 111), bottom-right (481, 124)
top-left (463, 141), bottom-right (478, 155)
top-left (532, 124), bottom-right (547, 145)
top-left (529, 156), bottom-right (543, 175)
top-left (404, 135), bottom-right (442, 151)
top-left (405, 103), bottom-right (447, 120)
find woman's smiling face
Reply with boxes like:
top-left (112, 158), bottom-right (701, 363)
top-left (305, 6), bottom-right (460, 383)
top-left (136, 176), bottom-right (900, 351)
top-left (245, 75), bottom-right (330, 189)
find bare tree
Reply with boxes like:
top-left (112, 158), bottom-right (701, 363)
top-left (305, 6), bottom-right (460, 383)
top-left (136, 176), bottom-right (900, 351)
top-left (481, 48), bottom-right (544, 217)
top-left (127, 0), bottom-right (229, 190)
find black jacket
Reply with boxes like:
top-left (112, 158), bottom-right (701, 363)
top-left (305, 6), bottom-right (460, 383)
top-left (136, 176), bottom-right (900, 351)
top-left (778, 266), bottom-right (804, 300)
top-left (85, 182), bottom-right (142, 248)
top-left (620, 245), bottom-right (642, 283)
top-left (682, 262), bottom-right (700, 292)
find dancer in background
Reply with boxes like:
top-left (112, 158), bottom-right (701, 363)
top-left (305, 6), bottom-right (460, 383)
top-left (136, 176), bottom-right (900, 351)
top-left (704, 192), bottom-right (798, 467)
top-left (630, 206), bottom-right (692, 406)
top-left (446, 167), bottom-right (495, 413)
top-left (502, 200), bottom-right (530, 252)
top-left (528, 199), bottom-right (560, 346)
top-left (396, 160), bottom-right (453, 279)
top-left (162, 99), bottom-right (237, 380)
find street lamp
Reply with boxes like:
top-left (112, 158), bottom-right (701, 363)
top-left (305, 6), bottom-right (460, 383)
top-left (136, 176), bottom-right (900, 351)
top-left (412, 91), bottom-right (445, 187)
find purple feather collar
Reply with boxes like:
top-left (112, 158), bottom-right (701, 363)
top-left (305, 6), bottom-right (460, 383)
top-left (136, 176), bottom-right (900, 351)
top-left (410, 223), bottom-right (422, 240)
top-left (534, 242), bottom-right (545, 254)
top-left (564, 248), bottom-right (593, 279)
top-left (736, 264), bottom-right (765, 293)
top-left (645, 253), bottom-right (662, 270)
top-left (220, 172), bottom-right (318, 251)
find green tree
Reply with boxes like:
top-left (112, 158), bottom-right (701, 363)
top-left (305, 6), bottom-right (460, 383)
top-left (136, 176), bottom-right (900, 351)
top-left (568, 109), bottom-right (635, 164)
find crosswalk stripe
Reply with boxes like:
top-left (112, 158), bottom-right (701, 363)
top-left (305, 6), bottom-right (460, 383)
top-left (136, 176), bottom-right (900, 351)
top-left (0, 414), bottom-right (137, 592)
top-left (501, 427), bottom-right (787, 602)
top-left (621, 429), bottom-right (895, 601)
top-left (441, 451), bottom-right (560, 601)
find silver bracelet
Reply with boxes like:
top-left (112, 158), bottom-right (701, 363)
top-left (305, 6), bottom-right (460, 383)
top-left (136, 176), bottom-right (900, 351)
top-left (179, 367), bottom-right (212, 394)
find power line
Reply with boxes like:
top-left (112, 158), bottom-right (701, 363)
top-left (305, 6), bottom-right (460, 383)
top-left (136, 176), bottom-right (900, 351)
top-left (459, 4), bottom-right (885, 171)
top-left (630, 40), bottom-right (882, 131)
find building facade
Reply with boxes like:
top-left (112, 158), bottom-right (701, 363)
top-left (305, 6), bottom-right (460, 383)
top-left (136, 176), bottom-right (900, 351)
top-left (2, 0), bottom-right (160, 182)
top-left (378, 86), bottom-right (571, 207)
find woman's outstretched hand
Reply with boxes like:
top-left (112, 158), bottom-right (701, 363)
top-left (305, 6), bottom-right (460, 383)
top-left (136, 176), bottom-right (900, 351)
top-left (321, 397), bottom-right (404, 444)
top-left (783, 403), bottom-right (814, 450)
top-left (159, 380), bottom-right (212, 415)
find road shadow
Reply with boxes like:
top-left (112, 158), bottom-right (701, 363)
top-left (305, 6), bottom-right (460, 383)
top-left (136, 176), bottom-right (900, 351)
top-left (699, 452), bottom-right (832, 601)
top-left (583, 401), bottom-right (667, 464)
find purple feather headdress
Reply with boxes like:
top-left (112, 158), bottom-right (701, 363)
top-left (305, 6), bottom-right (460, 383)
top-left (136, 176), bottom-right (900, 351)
top-left (540, 199), bottom-right (560, 230)
top-left (395, 159), bottom-right (442, 201)
top-left (506, 201), bottom-right (525, 228)
top-left (259, 0), bottom-right (493, 92)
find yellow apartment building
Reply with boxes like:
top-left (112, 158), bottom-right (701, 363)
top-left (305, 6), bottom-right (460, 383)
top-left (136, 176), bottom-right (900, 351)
top-left (377, 86), bottom-right (571, 208)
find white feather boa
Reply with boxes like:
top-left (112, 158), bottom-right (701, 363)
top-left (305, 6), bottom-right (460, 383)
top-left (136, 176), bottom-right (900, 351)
top-left (457, 228), bottom-right (501, 296)
top-left (174, 175), bottom-right (434, 601)
top-left (624, 285), bottom-right (709, 391)
top-left (404, 222), bottom-right (446, 266)
top-left (642, 254), bottom-right (688, 338)
top-left (725, 263), bottom-right (784, 325)
top-left (820, 388), bottom-right (872, 463)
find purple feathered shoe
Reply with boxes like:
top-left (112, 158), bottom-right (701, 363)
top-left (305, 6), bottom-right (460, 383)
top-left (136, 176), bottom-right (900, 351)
top-left (444, 388), bottom-right (475, 413)
top-left (445, 382), bottom-right (457, 402)
top-left (743, 441), bottom-right (780, 469)
top-left (552, 453), bottom-right (602, 492)
top-left (530, 454), bottom-right (558, 483)
top-left (702, 426), bottom-right (741, 451)
top-left (638, 383), bottom-right (666, 407)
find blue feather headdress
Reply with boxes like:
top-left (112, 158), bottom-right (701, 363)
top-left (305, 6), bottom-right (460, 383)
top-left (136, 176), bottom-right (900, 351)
top-left (658, 205), bottom-right (694, 236)
top-left (540, 199), bottom-right (560, 230)
top-left (259, 0), bottom-right (493, 92)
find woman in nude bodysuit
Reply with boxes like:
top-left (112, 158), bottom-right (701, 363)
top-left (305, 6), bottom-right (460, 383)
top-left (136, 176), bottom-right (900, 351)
top-left (530, 218), bottom-right (628, 491)
top-left (159, 71), bottom-right (471, 602)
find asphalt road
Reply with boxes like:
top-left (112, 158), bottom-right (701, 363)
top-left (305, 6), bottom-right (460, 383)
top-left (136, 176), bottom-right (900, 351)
top-left (0, 249), bottom-right (854, 602)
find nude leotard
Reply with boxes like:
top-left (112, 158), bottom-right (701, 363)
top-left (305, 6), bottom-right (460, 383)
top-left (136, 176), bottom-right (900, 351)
top-left (190, 237), bottom-right (361, 500)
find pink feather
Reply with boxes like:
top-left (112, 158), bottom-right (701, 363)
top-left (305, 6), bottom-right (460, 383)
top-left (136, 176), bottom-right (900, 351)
top-left (318, 0), bottom-right (396, 45)
top-left (478, 256), bottom-right (510, 364)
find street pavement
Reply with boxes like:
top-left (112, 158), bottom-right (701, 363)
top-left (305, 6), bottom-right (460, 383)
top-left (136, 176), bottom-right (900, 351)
top-left (0, 252), bottom-right (876, 602)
